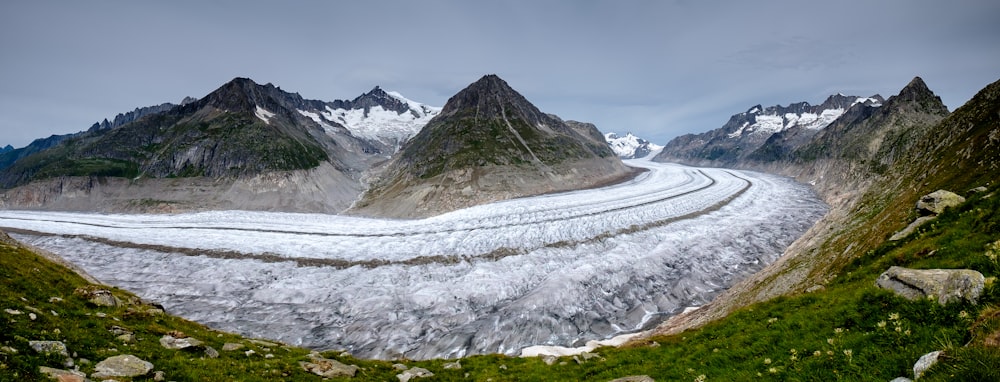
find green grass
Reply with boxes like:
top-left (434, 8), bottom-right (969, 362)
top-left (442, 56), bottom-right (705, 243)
top-left (3, 190), bottom-right (999, 380)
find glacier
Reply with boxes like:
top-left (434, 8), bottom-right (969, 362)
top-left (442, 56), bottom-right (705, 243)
top-left (0, 158), bottom-right (826, 360)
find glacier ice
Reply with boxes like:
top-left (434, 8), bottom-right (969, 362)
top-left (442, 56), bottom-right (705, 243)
top-left (0, 159), bottom-right (826, 360)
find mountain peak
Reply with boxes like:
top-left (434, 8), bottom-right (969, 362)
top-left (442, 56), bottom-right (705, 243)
top-left (440, 74), bottom-right (538, 120)
top-left (888, 76), bottom-right (948, 115)
top-left (898, 76), bottom-right (932, 99)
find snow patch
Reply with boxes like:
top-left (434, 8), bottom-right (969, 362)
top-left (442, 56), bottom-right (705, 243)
top-left (853, 97), bottom-right (882, 107)
top-left (748, 114), bottom-right (784, 135)
top-left (727, 122), bottom-right (750, 138)
top-left (254, 105), bottom-right (275, 125)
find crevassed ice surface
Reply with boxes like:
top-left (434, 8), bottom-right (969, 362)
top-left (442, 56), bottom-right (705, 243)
top-left (0, 159), bottom-right (826, 360)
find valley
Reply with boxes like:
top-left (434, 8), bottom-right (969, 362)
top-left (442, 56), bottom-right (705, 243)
top-left (0, 157), bottom-right (826, 360)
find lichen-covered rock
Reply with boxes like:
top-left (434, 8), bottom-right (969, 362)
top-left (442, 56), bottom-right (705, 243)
top-left (876, 266), bottom-right (984, 305)
top-left (160, 334), bottom-right (204, 350)
top-left (916, 190), bottom-right (965, 215)
top-left (29, 340), bottom-right (69, 357)
top-left (396, 367), bottom-right (434, 382)
top-left (300, 356), bottom-right (358, 378)
top-left (91, 354), bottom-right (154, 378)
top-left (73, 287), bottom-right (120, 307)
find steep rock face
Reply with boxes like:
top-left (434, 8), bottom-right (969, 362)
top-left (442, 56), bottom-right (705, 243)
top-left (654, 94), bottom-right (883, 166)
top-left (350, 74), bottom-right (630, 218)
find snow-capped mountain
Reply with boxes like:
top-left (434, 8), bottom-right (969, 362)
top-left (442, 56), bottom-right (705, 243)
top-left (604, 132), bottom-right (663, 159)
top-left (654, 93), bottom-right (883, 166)
top-left (297, 86), bottom-right (441, 150)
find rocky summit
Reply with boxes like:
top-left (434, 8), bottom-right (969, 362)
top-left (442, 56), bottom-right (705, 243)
top-left (350, 74), bottom-right (631, 218)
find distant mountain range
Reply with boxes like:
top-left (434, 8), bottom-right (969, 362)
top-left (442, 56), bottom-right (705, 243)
top-left (0, 78), bottom-right (441, 213)
top-left (654, 93), bottom-right (884, 166)
top-left (0, 75), bottom-right (626, 216)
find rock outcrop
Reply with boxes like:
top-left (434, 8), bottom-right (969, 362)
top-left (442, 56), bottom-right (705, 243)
top-left (300, 354), bottom-right (359, 378)
top-left (915, 190), bottom-right (966, 215)
top-left (876, 266), bottom-right (985, 305)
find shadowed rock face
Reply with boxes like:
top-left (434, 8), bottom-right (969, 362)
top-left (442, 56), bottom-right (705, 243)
top-left (351, 74), bottom-right (630, 218)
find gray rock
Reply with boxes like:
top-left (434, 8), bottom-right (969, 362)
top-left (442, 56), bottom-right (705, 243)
top-left (299, 357), bottom-right (359, 378)
top-left (116, 333), bottom-right (136, 343)
top-left (29, 340), bottom-right (69, 357)
top-left (913, 350), bottom-right (942, 379)
top-left (392, 363), bottom-right (409, 371)
top-left (876, 266), bottom-right (985, 305)
top-left (75, 288), bottom-right (120, 307)
top-left (396, 367), bottom-right (434, 382)
top-left (38, 366), bottom-right (86, 382)
top-left (609, 376), bottom-right (655, 382)
top-left (541, 355), bottom-right (558, 365)
top-left (204, 346), bottom-right (219, 359)
top-left (968, 186), bottom-right (988, 194)
top-left (154, 370), bottom-right (167, 381)
top-left (159, 334), bottom-right (204, 350)
top-left (889, 216), bottom-right (936, 241)
top-left (222, 342), bottom-right (245, 351)
top-left (248, 339), bottom-right (281, 347)
top-left (91, 354), bottom-right (154, 378)
top-left (916, 190), bottom-right (965, 215)
top-left (443, 360), bottom-right (462, 369)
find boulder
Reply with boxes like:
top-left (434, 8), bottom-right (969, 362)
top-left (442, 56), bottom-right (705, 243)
top-left (204, 346), bottom-right (219, 358)
top-left (889, 216), bottom-right (936, 241)
top-left (29, 340), bottom-right (69, 357)
top-left (159, 334), bottom-right (204, 350)
top-left (222, 342), bottom-right (245, 351)
top-left (609, 376), bottom-right (655, 382)
top-left (39, 366), bottom-right (87, 382)
top-left (396, 367), bottom-right (434, 382)
top-left (913, 350), bottom-right (942, 379)
top-left (916, 190), bottom-right (965, 215)
top-left (91, 354), bottom-right (154, 378)
top-left (876, 266), bottom-right (984, 305)
top-left (299, 357), bottom-right (358, 378)
top-left (73, 287), bottom-right (120, 307)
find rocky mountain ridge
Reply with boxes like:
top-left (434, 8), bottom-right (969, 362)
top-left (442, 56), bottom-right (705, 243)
top-left (654, 93), bottom-right (883, 166)
top-left (350, 74), bottom-right (631, 218)
top-left (0, 78), bottom-right (443, 213)
top-left (644, 76), bottom-right (998, 340)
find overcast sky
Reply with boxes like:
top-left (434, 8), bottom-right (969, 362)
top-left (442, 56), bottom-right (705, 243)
top-left (2, 1), bottom-right (998, 148)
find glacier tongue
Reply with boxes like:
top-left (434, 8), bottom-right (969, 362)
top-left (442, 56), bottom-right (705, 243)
top-left (1, 159), bottom-right (825, 360)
